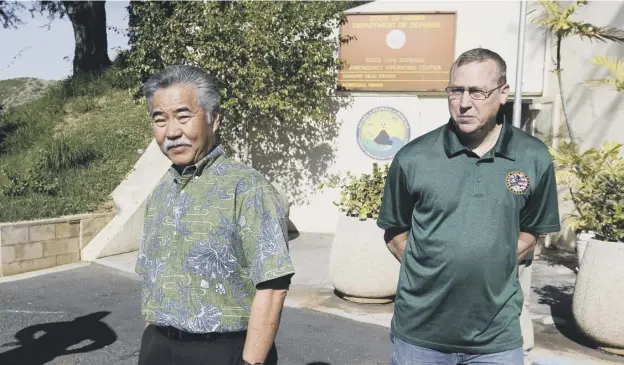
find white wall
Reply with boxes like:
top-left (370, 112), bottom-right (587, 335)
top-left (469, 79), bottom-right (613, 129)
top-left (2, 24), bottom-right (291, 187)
top-left (289, 0), bottom-right (550, 233)
top-left (553, 1), bottom-right (624, 152)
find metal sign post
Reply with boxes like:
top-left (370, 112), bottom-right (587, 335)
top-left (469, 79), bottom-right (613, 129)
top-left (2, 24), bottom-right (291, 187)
top-left (512, 0), bottom-right (528, 130)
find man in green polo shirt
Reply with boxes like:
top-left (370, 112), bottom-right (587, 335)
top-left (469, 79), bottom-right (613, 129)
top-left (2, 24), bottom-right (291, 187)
top-left (135, 65), bottom-right (295, 365)
top-left (377, 48), bottom-right (560, 364)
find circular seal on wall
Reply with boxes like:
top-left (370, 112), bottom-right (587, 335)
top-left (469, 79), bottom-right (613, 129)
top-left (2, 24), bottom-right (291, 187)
top-left (386, 29), bottom-right (406, 50)
top-left (356, 107), bottom-right (410, 160)
top-left (505, 171), bottom-right (530, 195)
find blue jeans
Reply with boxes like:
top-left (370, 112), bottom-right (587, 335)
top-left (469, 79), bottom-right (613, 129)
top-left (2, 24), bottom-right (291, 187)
top-left (391, 333), bottom-right (524, 365)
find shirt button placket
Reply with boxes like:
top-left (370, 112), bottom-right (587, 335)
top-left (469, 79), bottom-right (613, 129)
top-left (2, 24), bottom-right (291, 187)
top-left (474, 160), bottom-right (486, 198)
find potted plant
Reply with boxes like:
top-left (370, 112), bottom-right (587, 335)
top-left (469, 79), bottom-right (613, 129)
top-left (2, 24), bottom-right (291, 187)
top-left (551, 141), bottom-right (624, 354)
top-left (321, 163), bottom-right (400, 304)
top-left (549, 141), bottom-right (621, 267)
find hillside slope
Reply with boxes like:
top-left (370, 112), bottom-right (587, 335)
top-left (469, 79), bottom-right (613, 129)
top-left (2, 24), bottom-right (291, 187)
top-left (0, 69), bottom-right (153, 222)
top-left (0, 78), bottom-right (57, 108)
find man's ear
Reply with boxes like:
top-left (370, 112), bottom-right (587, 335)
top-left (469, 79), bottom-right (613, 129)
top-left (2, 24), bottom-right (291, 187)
top-left (212, 113), bottom-right (221, 133)
top-left (499, 83), bottom-right (510, 104)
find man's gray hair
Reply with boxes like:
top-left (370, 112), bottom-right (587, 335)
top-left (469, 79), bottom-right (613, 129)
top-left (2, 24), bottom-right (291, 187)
top-left (141, 64), bottom-right (221, 123)
top-left (450, 48), bottom-right (507, 85)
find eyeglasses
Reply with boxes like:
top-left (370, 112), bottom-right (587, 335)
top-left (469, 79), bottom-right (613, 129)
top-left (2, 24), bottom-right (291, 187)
top-left (445, 84), bottom-right (505, 100)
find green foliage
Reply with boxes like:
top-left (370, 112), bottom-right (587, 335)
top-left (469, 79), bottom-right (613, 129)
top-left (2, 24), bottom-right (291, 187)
top-left (0, 67), bottom-right (152, 222)
top-left (120, 1), bottom-right (357, 164)
top-left (321, 163), bottom-right (389, 221)
top-left (531, 1), bottom-right (624, 45)
top-left (0, 0), bottom-right (25, 29)
top-left (550, 141), bottom-right (624, 242)
top-left (36, 137), bottom-right (100, 171)
top-left (0, 168), bottom-right (59, 197)
top-left (585, 55), bottom-right (624, 92)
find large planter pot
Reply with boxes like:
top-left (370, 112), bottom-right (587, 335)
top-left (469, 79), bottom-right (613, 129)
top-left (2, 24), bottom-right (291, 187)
top-left (575, 231), bottom-right (595, 268)
top-left (572, 238), bottom-right (624, 355)
top-left (328, 215), bottom-right (400, 304)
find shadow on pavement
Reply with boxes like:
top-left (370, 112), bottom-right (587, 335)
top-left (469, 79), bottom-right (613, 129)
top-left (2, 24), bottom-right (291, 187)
top-left (538, 247), bottom-right (578, 273)
top-left (535, 284), bottom-right (574, 320)
top-left (0, 311), bottom-right (117, 365)
top-left (534, 284), bottom-right (597, 349)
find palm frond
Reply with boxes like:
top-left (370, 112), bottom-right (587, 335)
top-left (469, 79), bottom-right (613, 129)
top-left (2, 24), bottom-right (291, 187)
top-left (531, 0), bottom-right (624, 43)
top-left (574, 24), bottom-right (624, 43)
top-left (530, 0), bottom-right (561, 34)
top-left (585, 55), bottom-right (624, 92)
top-left (562, 0), bottom-right (587, 20)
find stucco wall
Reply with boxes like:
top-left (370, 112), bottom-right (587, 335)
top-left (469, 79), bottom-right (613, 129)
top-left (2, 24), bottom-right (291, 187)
top-left (553, 1), bottom-right (624, 151)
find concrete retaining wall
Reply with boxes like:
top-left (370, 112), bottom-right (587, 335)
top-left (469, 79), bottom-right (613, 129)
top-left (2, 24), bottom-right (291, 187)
top-left (81, 139), bottom-right (171, 261)
top-left (0, 213), bottom-right (113, 276)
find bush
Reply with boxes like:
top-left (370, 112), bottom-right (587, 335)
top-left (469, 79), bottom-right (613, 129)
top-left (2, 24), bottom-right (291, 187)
top-left (36, 137), bottom-right (100, 171)
top-left (321, 163), bottom-right (389, 221)
top-left (584, 172), bottom-right (624, 242)
top-left (0, 168), bottom-right (59, 197)
top-left (550, 140), bottom-right (624, 242)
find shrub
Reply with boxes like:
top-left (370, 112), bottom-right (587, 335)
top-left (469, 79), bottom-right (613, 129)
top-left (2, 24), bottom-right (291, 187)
top-left (550, 140), bottom-right (624, 242)
top-left (0, 168), bottom-right (59, 197)
top-left (321, 163), bottom-right (389, 221)
top-left (36, 137), bottom-right (100, 171)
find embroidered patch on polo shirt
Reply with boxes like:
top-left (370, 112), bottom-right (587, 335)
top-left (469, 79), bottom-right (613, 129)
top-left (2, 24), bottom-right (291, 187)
top-left (505, 171), bottom-right (530, 195)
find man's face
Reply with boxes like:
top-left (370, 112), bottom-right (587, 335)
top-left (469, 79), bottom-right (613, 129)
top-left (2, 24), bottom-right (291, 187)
top-left (447, 60), bottom-right (509, 135)
top-left (150, 84), bottom-right (219, 167)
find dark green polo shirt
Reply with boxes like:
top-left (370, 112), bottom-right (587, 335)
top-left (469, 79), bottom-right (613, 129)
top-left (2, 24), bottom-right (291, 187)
top-left (377, 119), bottom-right (560, 354)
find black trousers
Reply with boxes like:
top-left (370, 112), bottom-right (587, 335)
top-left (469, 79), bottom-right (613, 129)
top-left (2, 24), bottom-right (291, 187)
top-left (138, 325), bottom-right (278, 365)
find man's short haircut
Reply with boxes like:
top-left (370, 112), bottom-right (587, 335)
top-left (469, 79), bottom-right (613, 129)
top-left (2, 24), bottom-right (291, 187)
top-left (450, 48), bottom-right (507, 85)
top-left (141, 64), bottom-right (221, 124)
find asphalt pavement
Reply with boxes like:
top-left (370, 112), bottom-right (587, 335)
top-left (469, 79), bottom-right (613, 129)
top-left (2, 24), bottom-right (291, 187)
top-left (0, 264), bottom-right (391, 365)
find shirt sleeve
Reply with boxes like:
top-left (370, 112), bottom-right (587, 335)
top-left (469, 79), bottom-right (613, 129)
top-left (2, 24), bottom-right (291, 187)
top-left (238, 180), bottom-right (296, 286)
top-left (520, 161), bottom-right (561, 234)
top-left (377, 156), bottom-right (413, 231)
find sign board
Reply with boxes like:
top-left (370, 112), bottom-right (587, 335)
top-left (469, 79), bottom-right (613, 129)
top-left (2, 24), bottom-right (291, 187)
top-left (338, 13), bottom-right (457, 92)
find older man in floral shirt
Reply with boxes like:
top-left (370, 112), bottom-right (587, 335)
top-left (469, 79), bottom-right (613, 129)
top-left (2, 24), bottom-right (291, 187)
top-left (135, 64), bottom-right (295, 365)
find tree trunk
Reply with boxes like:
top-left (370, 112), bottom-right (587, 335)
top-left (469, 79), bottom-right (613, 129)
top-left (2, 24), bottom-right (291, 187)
top-left (63, 1), bottom-right (111, 75)
top-left (555, 35), bottom-right (574, 142)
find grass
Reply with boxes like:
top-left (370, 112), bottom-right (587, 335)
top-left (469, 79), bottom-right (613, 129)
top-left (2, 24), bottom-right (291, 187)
top-left (0, 67), bottom-right (153, 222)
top-left (0, 78), bottom-right (56, 108)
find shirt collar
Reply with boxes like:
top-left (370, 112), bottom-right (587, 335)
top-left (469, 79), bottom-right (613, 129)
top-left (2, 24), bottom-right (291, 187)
top-left (493, 119), bottom-right (516, 160)
top-left (442, 118), bottom-right (516, 160)
top-left (169, 144), bottom-right (226, 181)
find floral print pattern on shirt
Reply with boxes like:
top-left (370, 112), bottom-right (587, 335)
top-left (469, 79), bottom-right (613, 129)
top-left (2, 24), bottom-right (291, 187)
top-left (136, 146), bottom-right (295, 333)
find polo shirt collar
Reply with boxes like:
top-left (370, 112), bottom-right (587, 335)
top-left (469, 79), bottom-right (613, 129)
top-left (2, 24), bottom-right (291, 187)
top-left (169, 144), bottom-right (225, 182)
top-left (493, 119), bottom-right (516, 160)
top-left (442, 118), bottom-right (516, 160)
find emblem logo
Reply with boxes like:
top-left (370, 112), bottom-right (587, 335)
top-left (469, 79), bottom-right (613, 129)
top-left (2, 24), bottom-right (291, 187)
top-left (386, 29), bottom-right (406, 50)
top-left (505, 171), bottom-right (530, 195)
top-left (356, 106), bottom-right (410, 160)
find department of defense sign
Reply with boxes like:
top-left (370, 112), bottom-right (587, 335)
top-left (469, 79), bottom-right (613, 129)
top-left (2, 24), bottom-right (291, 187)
top-left (338, 13), bottom-right (457, 92)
